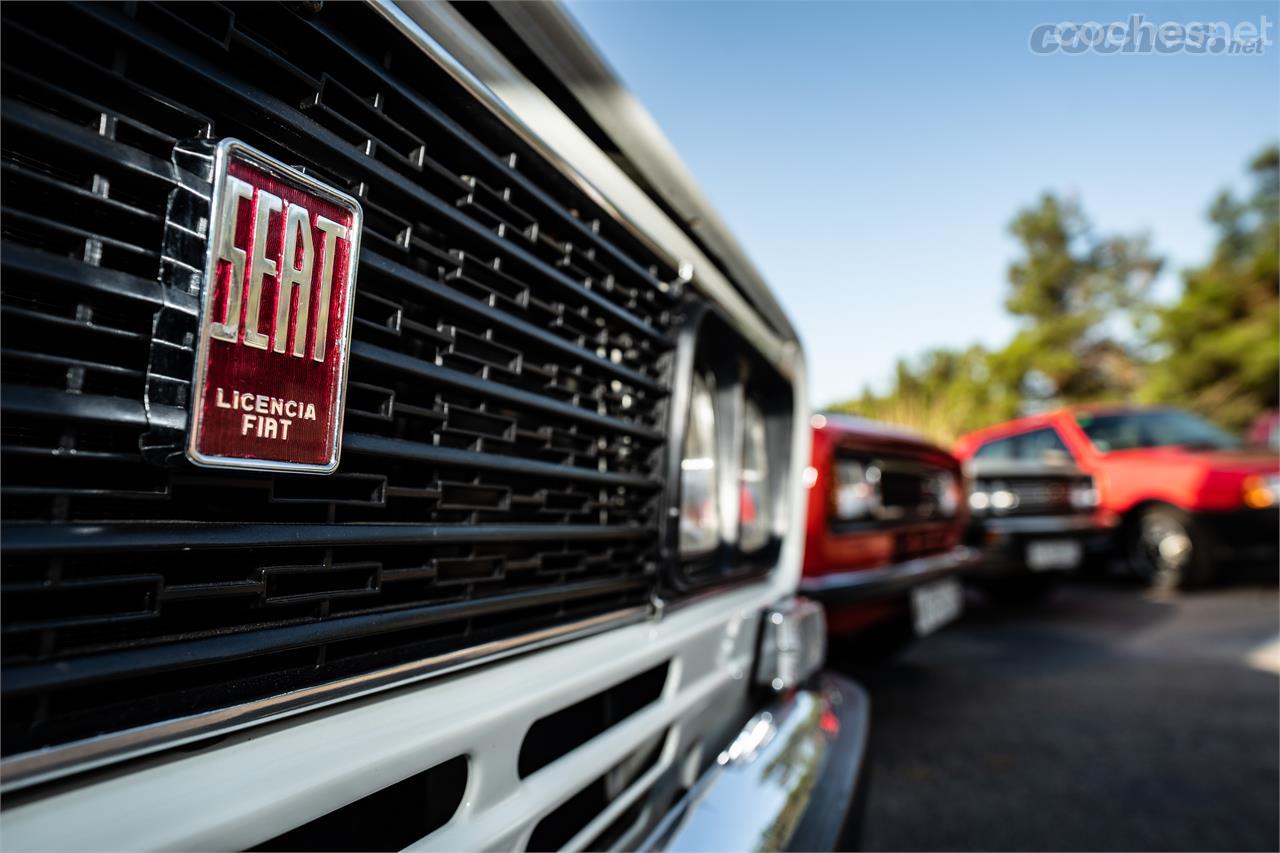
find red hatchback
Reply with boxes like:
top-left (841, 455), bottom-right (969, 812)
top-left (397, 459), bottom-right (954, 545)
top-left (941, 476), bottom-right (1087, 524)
top-left (955, 406), bottom-right (1280, 588)
top-left (801, 415), bottom-right (975, 646)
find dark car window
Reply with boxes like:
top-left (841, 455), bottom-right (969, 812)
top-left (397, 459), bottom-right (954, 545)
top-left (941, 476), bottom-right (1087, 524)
top-left (974, 436), bottom-right (1016, 460)
top-left (974, 427), bottom-right (1070, 462)
top-left (1075, 410), bottom-right (1239, 452)
top-left (1018, 427), bottom-right (1071, 461)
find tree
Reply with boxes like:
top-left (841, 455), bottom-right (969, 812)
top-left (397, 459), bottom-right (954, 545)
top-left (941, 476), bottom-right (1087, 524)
top-left (1141, 145), bottom-right (1280, 430)
top-left (827, 147), bottom-right (1276, 440)
top-left (995, 194), bottom-right (1161, 407)
top-left (828, 194), bottom-right (1160, 444)
top-left (828, 346), bottom-right (1017, 445)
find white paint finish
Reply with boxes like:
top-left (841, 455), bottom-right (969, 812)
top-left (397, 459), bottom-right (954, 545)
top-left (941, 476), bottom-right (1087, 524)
top-left (2, 585), bottom-right (774, 851)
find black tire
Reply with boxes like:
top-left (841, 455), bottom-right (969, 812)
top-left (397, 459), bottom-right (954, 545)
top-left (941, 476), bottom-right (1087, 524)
top-left (1126, 504), bottom-right (1214, 590)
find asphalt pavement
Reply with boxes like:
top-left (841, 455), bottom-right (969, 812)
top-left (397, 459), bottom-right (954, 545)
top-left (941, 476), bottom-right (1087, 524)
top-left (846, 578), bottom-right (1280, 852)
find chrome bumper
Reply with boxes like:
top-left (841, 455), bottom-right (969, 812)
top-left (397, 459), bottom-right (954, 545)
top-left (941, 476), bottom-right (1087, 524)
top-left (797, 545), bottom-right (979, 606)
top-left (641, 673), bottom-right (870, 852)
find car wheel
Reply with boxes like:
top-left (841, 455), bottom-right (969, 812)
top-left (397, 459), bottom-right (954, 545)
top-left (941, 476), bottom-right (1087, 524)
top-left (1127, 505), bottom-right (1212, 590)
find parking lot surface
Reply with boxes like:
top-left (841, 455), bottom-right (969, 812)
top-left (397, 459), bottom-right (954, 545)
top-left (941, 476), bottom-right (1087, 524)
top-left (851, 580), bottom-right (1280, 852)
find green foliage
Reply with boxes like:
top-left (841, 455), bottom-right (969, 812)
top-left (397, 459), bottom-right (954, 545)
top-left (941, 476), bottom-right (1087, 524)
top-left (999, 194), bottom-right (1159, 405)
top-left (827, 145), bottom-right (1278, 442)
top-left (1141, 145), bottom-right (1279, 430)
top-left (828, 347), bottom-right (1016, 445)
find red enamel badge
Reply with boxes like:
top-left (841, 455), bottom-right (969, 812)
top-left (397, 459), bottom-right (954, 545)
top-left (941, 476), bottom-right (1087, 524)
top-left (187, 139), bottom-right (362, 474)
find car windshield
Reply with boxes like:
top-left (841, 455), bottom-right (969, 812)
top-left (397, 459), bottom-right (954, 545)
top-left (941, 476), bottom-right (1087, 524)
top-left (1075, 410), bottom-right (1239, 452)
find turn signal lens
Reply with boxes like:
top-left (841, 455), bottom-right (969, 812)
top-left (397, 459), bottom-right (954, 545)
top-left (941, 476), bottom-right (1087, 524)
top-left (1242, 474), bottom-right (1279, 509)
top-left (755, 598), bottom-right (826, 693)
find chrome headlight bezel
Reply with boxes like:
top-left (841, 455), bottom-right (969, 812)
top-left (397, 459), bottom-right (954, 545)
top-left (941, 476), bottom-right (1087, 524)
top-left (738, 397), bottom-right (773, 553)
top-left (677, 370), bottom-right (722, 557)
top-left (665, 306), bottom-right (794, 590)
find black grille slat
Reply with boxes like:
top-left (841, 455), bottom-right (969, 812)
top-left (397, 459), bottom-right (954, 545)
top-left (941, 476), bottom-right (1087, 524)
top-left (280, 5), bottom-right (675, 302)
top-left (3, 521), bottom-right (653, 555)
top-left (350, 338), bottom-right (661, 440)
top-left (70, 1), bottom-right (672, 348)
top-left (344, 233), bottom-right (667, 412)
top-left (0, 0), bottom-right (684, 757)
top-left (2, 575), bottom-right (650, 696)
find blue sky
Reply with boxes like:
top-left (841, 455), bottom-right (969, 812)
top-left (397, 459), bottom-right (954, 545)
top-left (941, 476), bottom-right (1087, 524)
top-left (565, 1), bottom-right (1279, 406)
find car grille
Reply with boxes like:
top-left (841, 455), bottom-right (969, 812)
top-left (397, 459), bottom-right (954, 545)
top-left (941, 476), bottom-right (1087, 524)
top-left (828, 451), bottom-right (962, 559)
top-left (1006, 480), bottom-right (1071, 513)
top-left (0, 1), bottom-right (686, 757)
top-left (983, 477), bottom-right (1077, 515)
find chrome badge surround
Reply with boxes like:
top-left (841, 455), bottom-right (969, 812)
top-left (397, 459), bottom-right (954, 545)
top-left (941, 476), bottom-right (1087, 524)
top-left (187, 139), bottom-right (363, 474)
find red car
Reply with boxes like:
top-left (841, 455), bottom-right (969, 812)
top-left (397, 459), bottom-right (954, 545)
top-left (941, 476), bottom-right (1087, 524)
top-left (955, 406), bottom-right (1280, 588)
top-left (800, 415), bottom-right (976, 648)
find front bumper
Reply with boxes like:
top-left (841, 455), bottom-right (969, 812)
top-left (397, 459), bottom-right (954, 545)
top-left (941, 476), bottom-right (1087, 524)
top-left (0, 583), bottom-right (782, 851)
top-left (1198, 507), bottom-right (1280, 565)
top-left (797, 545), bottom-right (980, 606)
top-left (641, 673), bottom-right (869, 852)
top-left (968, 511), bottom-right (1116, 577)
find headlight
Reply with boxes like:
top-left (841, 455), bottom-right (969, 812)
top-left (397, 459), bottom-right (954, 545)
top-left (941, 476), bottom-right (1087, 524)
top-left (739, 398), bottom-right (771, 552)
top-left (1070, 478), bottom-right (1100, 509)
top-left (669, 309), bottom-right (795, 584)
top-left (975, 480), bottom-right (1019, 514)
top-left (832, 459), bottom-right (881, 521)
top-left (679, 372), bottom-right (720, 555)
top-left (1242, 473), bottom-right (1280, 509)
top-left (969, 486), bottom-right (990, 512)
top-left (990, 488), bottom-right (1019, 512)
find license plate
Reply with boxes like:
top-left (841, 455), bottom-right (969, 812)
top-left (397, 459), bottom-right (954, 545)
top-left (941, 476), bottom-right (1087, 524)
top-left (1026, 539), bottom-right (1082, 571)
top-left (911, 579), bottom-right (963, 637)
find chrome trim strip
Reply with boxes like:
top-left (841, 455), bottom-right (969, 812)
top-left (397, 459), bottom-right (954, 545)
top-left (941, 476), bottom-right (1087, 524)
top-left (977, 514), bottom-right (1109, 535)
top-left (797, 546), bottom-right (980, 604)
top-left (0, 606), bottom-right (648, 794)
top-left (369, 0), bottom-right (798, 376)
